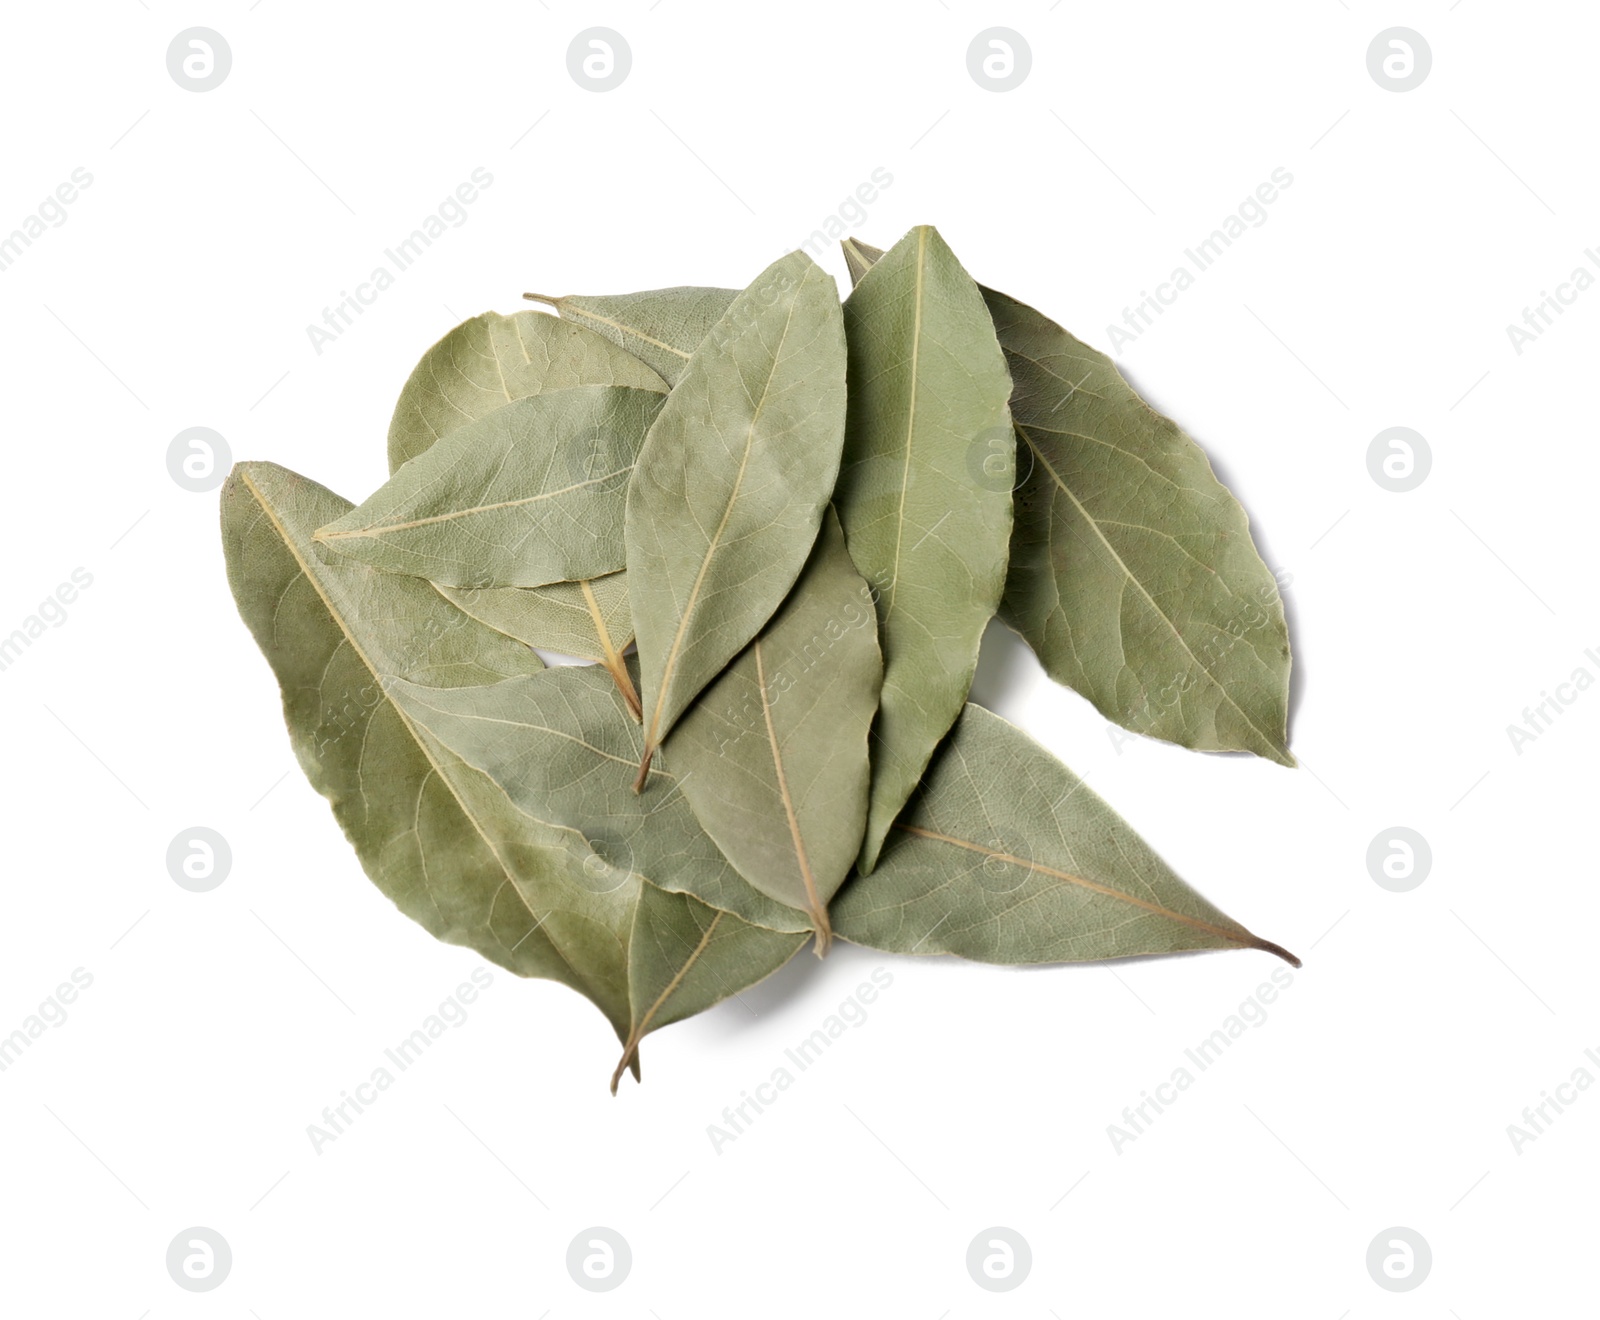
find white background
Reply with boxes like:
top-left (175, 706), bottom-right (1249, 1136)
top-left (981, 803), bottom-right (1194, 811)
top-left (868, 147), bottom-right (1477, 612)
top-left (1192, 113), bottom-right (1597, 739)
top-left (1, 2), bottom-right (1593, 1315)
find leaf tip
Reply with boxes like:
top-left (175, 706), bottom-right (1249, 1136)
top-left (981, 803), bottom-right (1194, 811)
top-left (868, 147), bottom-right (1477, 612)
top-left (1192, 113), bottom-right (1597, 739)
top-left (839, 236), bottom-right (884, 287)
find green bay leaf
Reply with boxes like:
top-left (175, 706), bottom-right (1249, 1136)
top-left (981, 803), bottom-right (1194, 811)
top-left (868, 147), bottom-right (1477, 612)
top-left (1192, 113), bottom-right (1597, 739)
top-left (315, 386), bottom-right (664, 589)
top-left (385, 317), bottom-right (645, 712)
top-left (525, 286), bottom-right (737, 385)
top-left (221, 461), bottom-right (647, 1048)
top-left (988, 289), bottom-right (1293, 763)
top-left (668, 510), bottom-right (882, 952)
top-left (387, 310), bottom-right (665, 473)
top-left (626, 251), bottom-right (848, 781)
top-left (832, 702), bottom-right (1298, 965)
top-left (835, 226), bottom-right (1015, 873)
top-left (843, 237), bottom-right (1294, 765)
top-left (388, 665), bottom-right (814, 936)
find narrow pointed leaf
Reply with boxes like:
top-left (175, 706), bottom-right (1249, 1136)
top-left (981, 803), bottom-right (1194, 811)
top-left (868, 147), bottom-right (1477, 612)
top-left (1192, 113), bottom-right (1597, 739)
top-left (388, 666), bottom-right (814, 935)
top-left (835, 226), bottom-right (1015, 872)
top-left (843, 237), bottom-right (1293, 765)
top-left (612, 883), bottom-right (807, 1091)
top-left (840, 236), bottom-right (884, 285)
top-left (315, 386), bottom-right (664, 588)
top-left (220, 462), bottom-right (644, 1044)
top-left (987, 289), bottom-right (1293, 763)
top-left (383, 319), bottom-right (642, 711)
top-left (439, 574), bottom-right (640, 717)
top-left (833, 703), bottom-right (1297, 965)
top-left (526, 286), bottom-right (737, 385)
top-left (668, 511), bottom-right (880, 951)
top-left (627, 251), bottom-right (849, 775)
top-left (387, 310), bottom-right (665, 473)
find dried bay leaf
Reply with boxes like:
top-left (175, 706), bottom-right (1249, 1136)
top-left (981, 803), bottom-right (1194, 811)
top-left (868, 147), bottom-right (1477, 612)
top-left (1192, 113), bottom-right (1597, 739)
top-left (613, 883), bottom-right (808, 1092)
top-left (843, 237), bottom-right (1294, 764)
top-left (986, 290), bottom-right (1293, 763)
top-left (383, 321), bottom-right (645, 713)
top-left (834, 226), bottom-right (1015, 872)
top-left (439, 574), bottom-right (640, 719)
top-left (626, 251), bottom-right (848, 785)
top-left (388, 665), bottom-right (815, 936)
top-left (668, 511), bottom-right (881, 953)
top-left (387, 310), bottom-right (665, 473)
top-left (525, 286), bottom-right (737, 385)
top-left (315, 386), bottom-right (664, 589)
top-left (832, 703), bottom-right (1297, 965)
top-left (221, 461), bottom-right (645, 1050)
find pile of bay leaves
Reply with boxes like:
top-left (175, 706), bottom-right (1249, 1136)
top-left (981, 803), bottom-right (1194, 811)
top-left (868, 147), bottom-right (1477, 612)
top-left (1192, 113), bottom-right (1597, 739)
top-left (222, 226), bottom-right (1297, 1092)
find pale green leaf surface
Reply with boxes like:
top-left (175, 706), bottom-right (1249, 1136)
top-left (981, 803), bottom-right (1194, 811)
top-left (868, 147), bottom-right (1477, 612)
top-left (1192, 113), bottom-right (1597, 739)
top-left (627, 251), bottom-right (849, 770)
top-left (387, 310), bottom-right (665, 473)
top-left (316, 386), bottom-right (663, 588)
top-left (439, 574), bottom-right (631, 660)
top-left (527, 286), bottom-right (737, 385)
top-left (835, 226), bottom-right (1015, 872)
top-left (833, 703), bottom-right (1297, 965)
top-left (388, 665), bottom-right (814, 935)
top-left (668, 510), bottom-right (881, 949)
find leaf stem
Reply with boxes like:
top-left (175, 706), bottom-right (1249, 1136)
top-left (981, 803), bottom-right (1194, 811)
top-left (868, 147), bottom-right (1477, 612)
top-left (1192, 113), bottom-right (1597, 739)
top-left (609, 661), bottom-right (644, 722)
top-left (1251, 936), bottom-right (1302, 969)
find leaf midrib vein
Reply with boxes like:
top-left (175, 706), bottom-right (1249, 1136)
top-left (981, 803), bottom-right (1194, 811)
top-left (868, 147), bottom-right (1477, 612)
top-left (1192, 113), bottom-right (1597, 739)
top-left (566, 304), bottom-right (693, 361)
top-left (755, 641), bottom-right (827, 935)
top-left (316, 468), bottom-right (630, 540)
top-left (895, 824), bottom-right (1254, 950)
top-left (883, 227), bottom-right (927, 625)
top-left (237, 471), bottom-right (595, 990)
